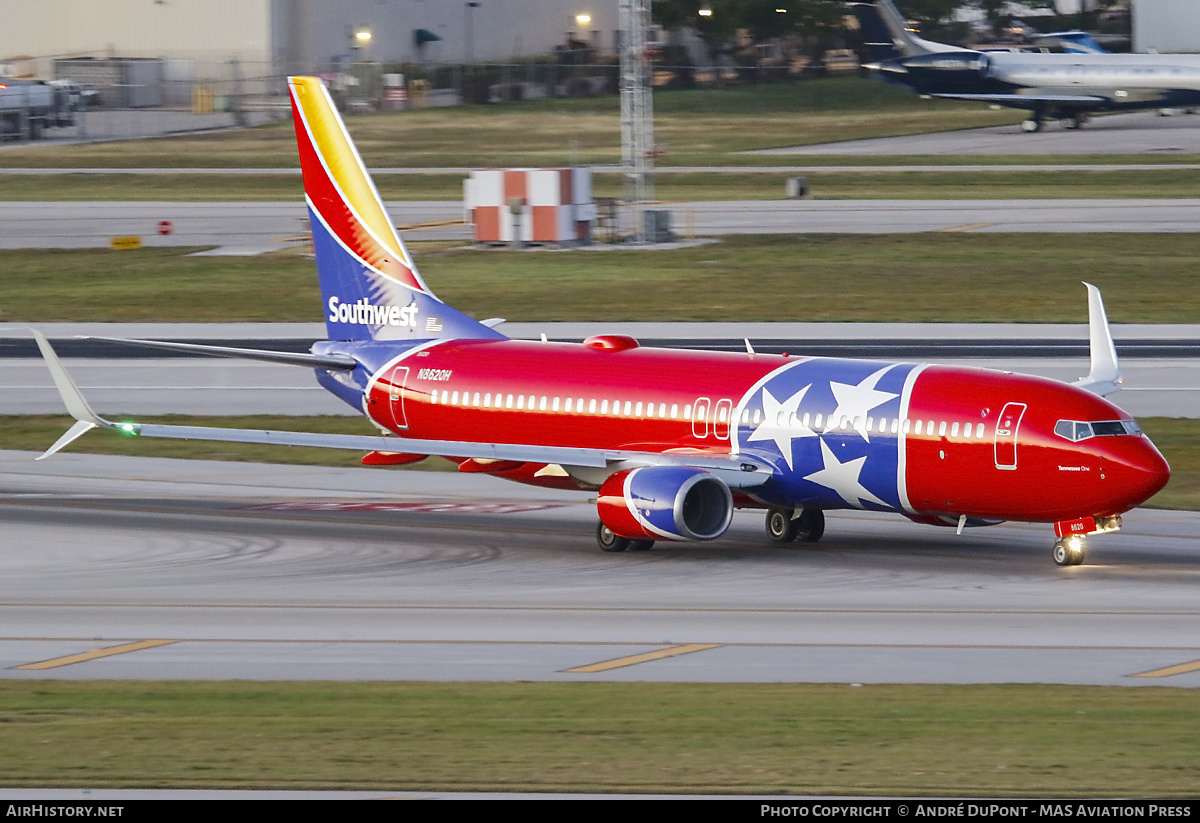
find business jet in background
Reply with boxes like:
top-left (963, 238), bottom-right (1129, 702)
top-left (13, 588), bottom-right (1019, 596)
top-left (854, 0), bottom-right (1200, 132)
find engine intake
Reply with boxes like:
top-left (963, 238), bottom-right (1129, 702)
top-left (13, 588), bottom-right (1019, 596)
top-left (597, 466), bottom-right (733, 541)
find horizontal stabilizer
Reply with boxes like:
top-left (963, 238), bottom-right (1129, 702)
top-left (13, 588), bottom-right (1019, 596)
top-left (81, 336), bottom-right (357, 370)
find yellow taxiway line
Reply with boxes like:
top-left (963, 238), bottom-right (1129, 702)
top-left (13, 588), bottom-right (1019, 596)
top-left (565, 643), bottom-right (720, 673)
top-left (938, 222), bottom-right (992, 233)
top-left (1130, 658), bottom-right (1200, 678)
top-left (15, 639), bottom-right (177, 671)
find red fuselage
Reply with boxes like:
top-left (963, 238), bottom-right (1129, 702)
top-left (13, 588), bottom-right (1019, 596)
top-left (362, 336), bottom-right (1168, 525)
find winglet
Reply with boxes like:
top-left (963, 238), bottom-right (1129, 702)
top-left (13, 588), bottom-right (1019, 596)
top-left (31, 329), bottom-right (115, 459)
top-left (1075, 283), bottom-right (1122, 396)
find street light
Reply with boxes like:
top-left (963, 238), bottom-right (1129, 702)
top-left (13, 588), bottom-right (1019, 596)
top-left (465, 2), bottom-right (480, 62)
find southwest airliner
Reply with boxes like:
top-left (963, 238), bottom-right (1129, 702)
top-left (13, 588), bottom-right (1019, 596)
top-left (34, 76), bottom-right (1170, 566)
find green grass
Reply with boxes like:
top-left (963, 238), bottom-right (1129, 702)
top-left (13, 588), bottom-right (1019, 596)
top-left (3, 415), bottom-right (1195, 511)
top-left (7, 235), bottom-right (1200, 323)
top-left (0, 77), bottom-right (1025, 170)
top-left (13, 168), bottom-right (1200, 201)
top-left (0, 681), bottom-right (1195, 794)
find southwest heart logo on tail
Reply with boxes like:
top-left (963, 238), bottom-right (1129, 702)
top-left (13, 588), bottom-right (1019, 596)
top-left (288, 76), bottom-right (499, 343)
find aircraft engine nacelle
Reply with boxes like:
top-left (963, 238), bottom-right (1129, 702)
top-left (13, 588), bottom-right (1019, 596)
top-left (597, 466), bottom-right (733, 541)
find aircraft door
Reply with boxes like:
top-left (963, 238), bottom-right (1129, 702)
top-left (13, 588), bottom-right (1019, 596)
top-left (713, 398), bottom-right (733, 440)
top-left (692, 397), bottom-right (710, 439)
top-left (385, 366), bottom-right (410, 430)
top-left (993, 402), bottom-right (1026, 471)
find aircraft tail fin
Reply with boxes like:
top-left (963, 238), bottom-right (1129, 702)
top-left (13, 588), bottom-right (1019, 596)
top-left (853, 1), bottom-right (960, 61)
top-left (288, 76), bottom-right (502, 344)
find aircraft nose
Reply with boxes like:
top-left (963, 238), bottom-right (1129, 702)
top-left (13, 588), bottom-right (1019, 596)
top-left (1119, 436), bottom-right (1171, 508)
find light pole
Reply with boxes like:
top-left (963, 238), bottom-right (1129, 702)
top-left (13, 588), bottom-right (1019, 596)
top-left (465, 2), bottom-right (480, 62)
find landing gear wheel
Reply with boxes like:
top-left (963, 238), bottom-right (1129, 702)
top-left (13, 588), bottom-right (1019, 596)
top-left (597, 522), bottom-right (630, 553)
top-left (629, 539), bottom-right (655, 551)
top-left (1053, 538), bottom-right (1086, 567)
top-left (1067, 112), bottom-right (1089, 130)
top-left (795, 509), bottom-right (825, 543)
top-left (1021, 118), bottom-right (1042, 133)
top-left (766, 508), bottom-right (799, 543)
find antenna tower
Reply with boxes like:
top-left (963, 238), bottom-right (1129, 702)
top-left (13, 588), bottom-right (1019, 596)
top-left (619, 0), bottom-right (654, 242)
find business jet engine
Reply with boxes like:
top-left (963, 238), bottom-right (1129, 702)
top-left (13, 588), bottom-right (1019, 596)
top-left (597, 466), bottom-right (734, 542)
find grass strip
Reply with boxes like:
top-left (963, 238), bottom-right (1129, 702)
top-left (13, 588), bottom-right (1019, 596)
top-left (2, 415), bottom-right (1194, 511)
top-left (0, 78), bottom-right (1022, 170)
top-left (6, 235), bottom-right (1200, 323)
top-left (12, 168), bottom-right (1200, 201)
top-left (0, 681), bottom-right (1196, 794)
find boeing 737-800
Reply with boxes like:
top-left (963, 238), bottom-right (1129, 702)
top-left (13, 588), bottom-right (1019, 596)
top-left (34, 76), bottom-right (1169, 566)
top-left (856, 0), bottom-right (1200, 132)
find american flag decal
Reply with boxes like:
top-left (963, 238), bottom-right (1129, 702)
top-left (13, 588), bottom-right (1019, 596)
top-left (425, 317), bottom-right (443, 332)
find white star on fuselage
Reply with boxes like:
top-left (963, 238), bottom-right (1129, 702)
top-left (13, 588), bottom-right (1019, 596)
top-left (747, 384), bottom-right (813, 469)
top-left (828, 365), bottom-right (898, 442)
top-left (803, 439), bottom-right (887, 509)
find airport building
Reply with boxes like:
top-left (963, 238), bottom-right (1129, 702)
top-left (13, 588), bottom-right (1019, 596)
top-left (1131, 0), bottom-right (1200, 54)
top-left (0, 0), bottom-right (620, 77)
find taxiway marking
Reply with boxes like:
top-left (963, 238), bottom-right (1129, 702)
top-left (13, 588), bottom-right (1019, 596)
top-left (1130, 658), bottom-right (1200, 678)
top-left (564, 643), bottom-right (721, 673)
top-left (938, 222), bottom-right (992, 233)
top-left (14, 639), bottom-right (177, 671)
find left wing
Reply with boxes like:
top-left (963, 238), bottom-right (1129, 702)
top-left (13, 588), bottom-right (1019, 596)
top-left (31, 331), bottom-right (773, 488)
top-left (931, 93), bottom-right (1107, 106)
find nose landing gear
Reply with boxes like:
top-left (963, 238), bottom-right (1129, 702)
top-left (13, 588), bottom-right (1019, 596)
top-left (1053, 536), bottom-right (1085, 566)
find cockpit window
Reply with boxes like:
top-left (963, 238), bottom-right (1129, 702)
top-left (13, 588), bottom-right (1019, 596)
top-left (1054, 419), bottom-right (1142, 442)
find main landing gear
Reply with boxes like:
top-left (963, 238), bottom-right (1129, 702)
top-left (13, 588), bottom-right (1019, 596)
top-left (1053, 535), bottom-right (1085, 567)
top-left (765, 508), bottom-right (825, 544)
top-left (596, 522), bottom-right (653, 553)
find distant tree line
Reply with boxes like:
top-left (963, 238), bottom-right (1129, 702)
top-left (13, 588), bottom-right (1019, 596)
top-left (650, 1), bottom-right (1131, 80)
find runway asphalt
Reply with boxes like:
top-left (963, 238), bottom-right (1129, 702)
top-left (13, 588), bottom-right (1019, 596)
top-left (6, 196), bottom-right (1200, 252)
top-left (1, 450), bottom-right (1197, 686)
top-left (4, 322), bottom-right (1198, 416)
top-left (753, 109), bottom-right (1200, 155)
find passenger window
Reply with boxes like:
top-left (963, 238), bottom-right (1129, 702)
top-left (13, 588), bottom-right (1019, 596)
top-left (635, 402), bottom-right (643, 417)
top-left (672, 404), bottom-right (680, 419)
top-left (915, 420), bottom-right (923, 435)
top-left (951, 422), bottom-right (959, 437)
top-left (976, 423), bottom-right (984, 438)
top-left (589, 399), bottom-right (597, 414)
top-left (552, 397), bottom-right (560, 412)
top-left (938, 421), bottom-right (947, 437)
